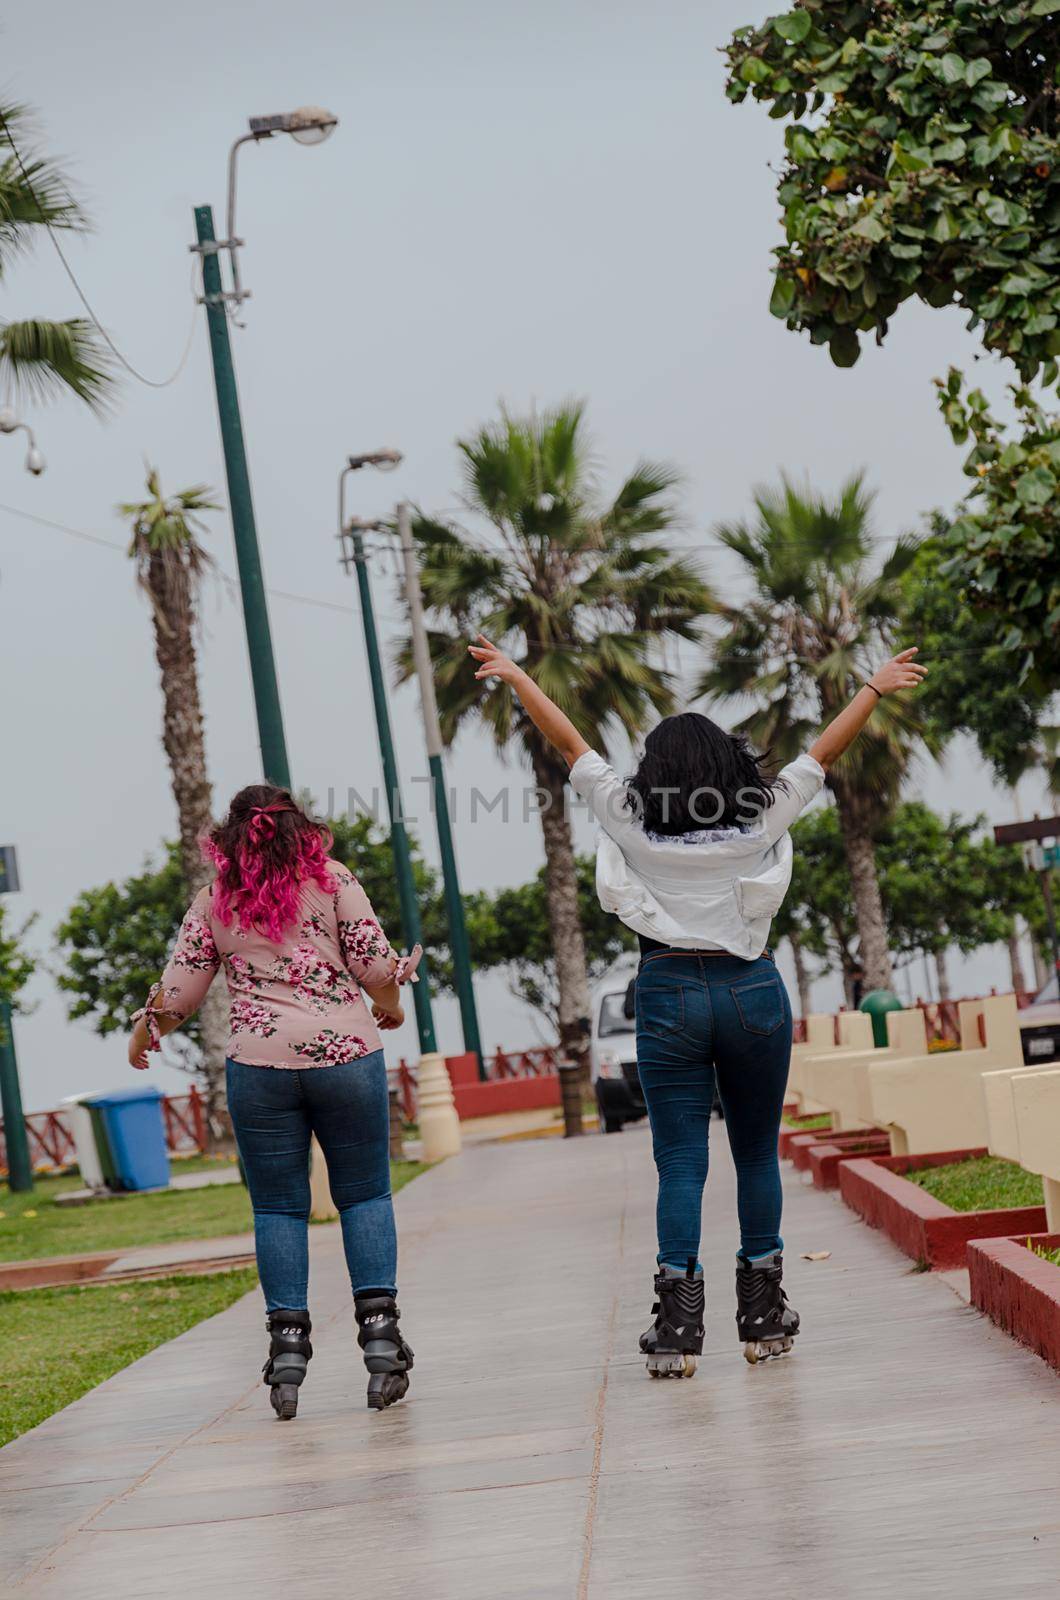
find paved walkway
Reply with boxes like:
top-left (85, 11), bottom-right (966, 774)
top-left (4, 1125), bottom-right (1059, 1599)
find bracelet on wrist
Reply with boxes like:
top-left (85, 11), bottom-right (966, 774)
top-left (865, 681), bottom-right (882, 699)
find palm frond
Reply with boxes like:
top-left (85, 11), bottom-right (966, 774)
top-left (0, 317), bottom-right (117, 413)
top-left (0, 103), bottom-right (88, 273)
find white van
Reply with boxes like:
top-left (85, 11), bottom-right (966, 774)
top-left (589, 953), bottom-right (647, 1134)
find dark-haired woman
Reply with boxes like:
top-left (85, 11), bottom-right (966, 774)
top-left (128, 785), bottom-right (420, 1417)
top-left (469, 635), bottom-right (926, 1373)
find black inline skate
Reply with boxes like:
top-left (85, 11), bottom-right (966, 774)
top-left (262, 1308), bottom-right (313, 1420)
top-left (735, 1252), bottom-right (799, 1364)
top-left (354, 1291), bottom-right (414, 1410)
top-left (639, 1260), bottom-right (705, 1379)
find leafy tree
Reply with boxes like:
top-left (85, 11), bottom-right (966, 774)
top-left (773, 814), bottom-right (841, 1011)
top-left (726, 1), bottom-right (1060, 380)
top-left (875, 802), bottom-right (1009, 997)
top-left (778, 801), bottom-right (1046, 1003)
top-left (55, 845), bottom-right (197, 1066)
top-left (405, 400), bottom-right (711, 1086)
top-left (725, 0), bottom-right (1060, 675)
top-left (0, 101), bottom-right (115, 410)
top-left (471, 856), bottom-right (636, 1032)
top-left (783, 807), bottom-right (864, 1003)
top-left (934, 371), bottom-right (1060, 686)
top-left (697, 473), bottom-right (926, 990)
top-left (120, 470), bottom-right (229, 1122)
top-left (900, 520), bottom-right (1055, 783)
top-left (0, 902), bottom-right (36, 1014)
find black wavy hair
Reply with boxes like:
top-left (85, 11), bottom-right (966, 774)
top-left (624, 712), bottom-right (778, 835)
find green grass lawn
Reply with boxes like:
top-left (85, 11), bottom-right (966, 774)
top-left (782, 1113), bottom-right (831, 1131)
top-left (1, 1159), bottom-right (425, 1263)
top-left (908, 1155), bottom-right (1044, 1213)
top-left (0, 1269), bottom-right (259, 1448)
top-left (0, 1158), bottom-right (427, 1449)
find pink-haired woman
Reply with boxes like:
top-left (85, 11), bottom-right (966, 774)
top-left (128, 785), bottom-right (420, 1419)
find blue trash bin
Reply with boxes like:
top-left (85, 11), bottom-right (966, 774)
top-left (90, 1086), bottom-right (170, 1191)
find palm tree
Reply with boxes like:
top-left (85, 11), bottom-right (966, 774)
top-left (0, 101), bottom-right (115, 412)
top-left (120, 470), bottom-right (229, 1132)
top-left (697, 475), bottom-right (926, 992)
top-left (406, 401), bottom-right (712, 1109)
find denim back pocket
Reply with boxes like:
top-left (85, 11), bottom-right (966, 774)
top-left (635, 983), bottom-right (686, 1042)
top-left (730, 975), bottom-right (785, 1037)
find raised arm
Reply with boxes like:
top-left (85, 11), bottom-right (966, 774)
top-left (809, 648), bottom-right (927, 772)
top-left (468, 635), bottom-right (589, 768)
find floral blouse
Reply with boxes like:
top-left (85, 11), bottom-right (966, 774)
top-left (139, 863), bottom-right (408, 1069)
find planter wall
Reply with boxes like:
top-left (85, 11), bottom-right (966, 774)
top-left (808, 1135), bottom-right (892, 1190)
top-left (445, 1052), bottom-right (561, 1120)
top-left (789, 1127), bottom-right (887, 1174)
top-left (778, 1118), bottom-right (832, 1160)
top-left (838, 1149), bottom-right (1048, 1270)
top-left (968, 1233), bottom-right (1060, 1374)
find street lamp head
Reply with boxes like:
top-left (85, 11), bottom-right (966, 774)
top-left (248, 107), bottom-right (338, 145)
top-left (347, 449), bottom-right (404, 472)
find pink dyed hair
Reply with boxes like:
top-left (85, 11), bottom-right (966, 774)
top-left (203, 785), bottom-right (337, 943)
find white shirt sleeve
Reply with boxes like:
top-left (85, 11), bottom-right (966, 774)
top-left (762, 752), bottom-right (826, 843)
top-left (568, 750), bottom-right (638, 842)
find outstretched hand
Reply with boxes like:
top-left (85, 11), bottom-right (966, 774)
top-left (868, 647), bottom-right (928, 696)
top-left (468, 634), bottom-right (522, 684)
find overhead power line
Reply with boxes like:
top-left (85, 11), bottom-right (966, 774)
top-left (0, 107), bottom-right (199, 391)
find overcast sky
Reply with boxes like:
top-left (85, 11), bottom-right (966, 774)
top-left (2, 0), bottom-right (1051, 1111)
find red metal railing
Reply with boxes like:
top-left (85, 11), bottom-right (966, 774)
top-left (0, 1086), bottom-right (208, 1175)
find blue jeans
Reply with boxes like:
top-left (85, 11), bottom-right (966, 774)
top-left (226, 1051), bottom-right (396, 1312)
top-left (635, 950), bottom-right (793, 1266)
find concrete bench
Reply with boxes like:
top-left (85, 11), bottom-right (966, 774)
top-left (803, 1008), bottom-right (929, 1133)
top-left (786, 1013), bottom-right (838, 1115)
top-left (868, 995), bottom-right (1023, 1156)
top-left (981, 1064), bottom-right (1060, 1162)
top-left (1010, 1068), bottom-right (1060, 1230)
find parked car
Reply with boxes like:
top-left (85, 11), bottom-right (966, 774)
top-left (589, 955), bottom-right (646, 1134)
top-left (1019, 971), bottom-right (1060, 1064)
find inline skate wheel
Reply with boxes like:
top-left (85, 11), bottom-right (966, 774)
top-left (646, 1351), bottom-right (697, 1379)
top-left (270, 1382), bottom-right (300, 1419)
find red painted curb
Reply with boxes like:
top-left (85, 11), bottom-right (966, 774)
top-left (778, 1119), bottom-right (831, 1159)
top-left (809, 1136), bottom-right (891, 1190)
top-left (790, 1127), bottom-right (887, 1173)
top-left (968, 1234), bottom-right (1060, 1374)
top-left (837, 1151), bottom-right (1048, 1270)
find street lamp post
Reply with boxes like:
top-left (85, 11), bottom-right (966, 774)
top-left (395, 502), bottom-right (484, 1075)
top-left (338, 461), bottom-right (437, 1056)
top-left (191, 107), bottom-right (338, 789)
top-left (0, 846), bottom-right (32, 1193)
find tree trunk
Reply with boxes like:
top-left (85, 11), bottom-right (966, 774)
top-left (148, 553), bottom-right (229, 1142)
top-left (933, 947), bottom-right (951, 1003)
top-left (1006, 928), bottom-right (1027, 996)
top-left (531, 745), bottom-right (592, 1137)
top-left (829, 779), bottom-right (893, 992)
top-left (788, 930), bottom-right (812, 1020)
top-left (1028, 923), bottom-right (1047, 991)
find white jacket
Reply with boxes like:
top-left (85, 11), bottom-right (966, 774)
top-left (568, 750), bottom-right (826, 961)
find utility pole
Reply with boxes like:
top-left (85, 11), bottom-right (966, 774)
top-left (340, 520), bottom-right (437, 1055)
top-left (192, 204), bottom-right (291, 788)
top-left (396, 503), bottom-right (483, 1075)
top-left (0, 846), bottom-right (32, 1193)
